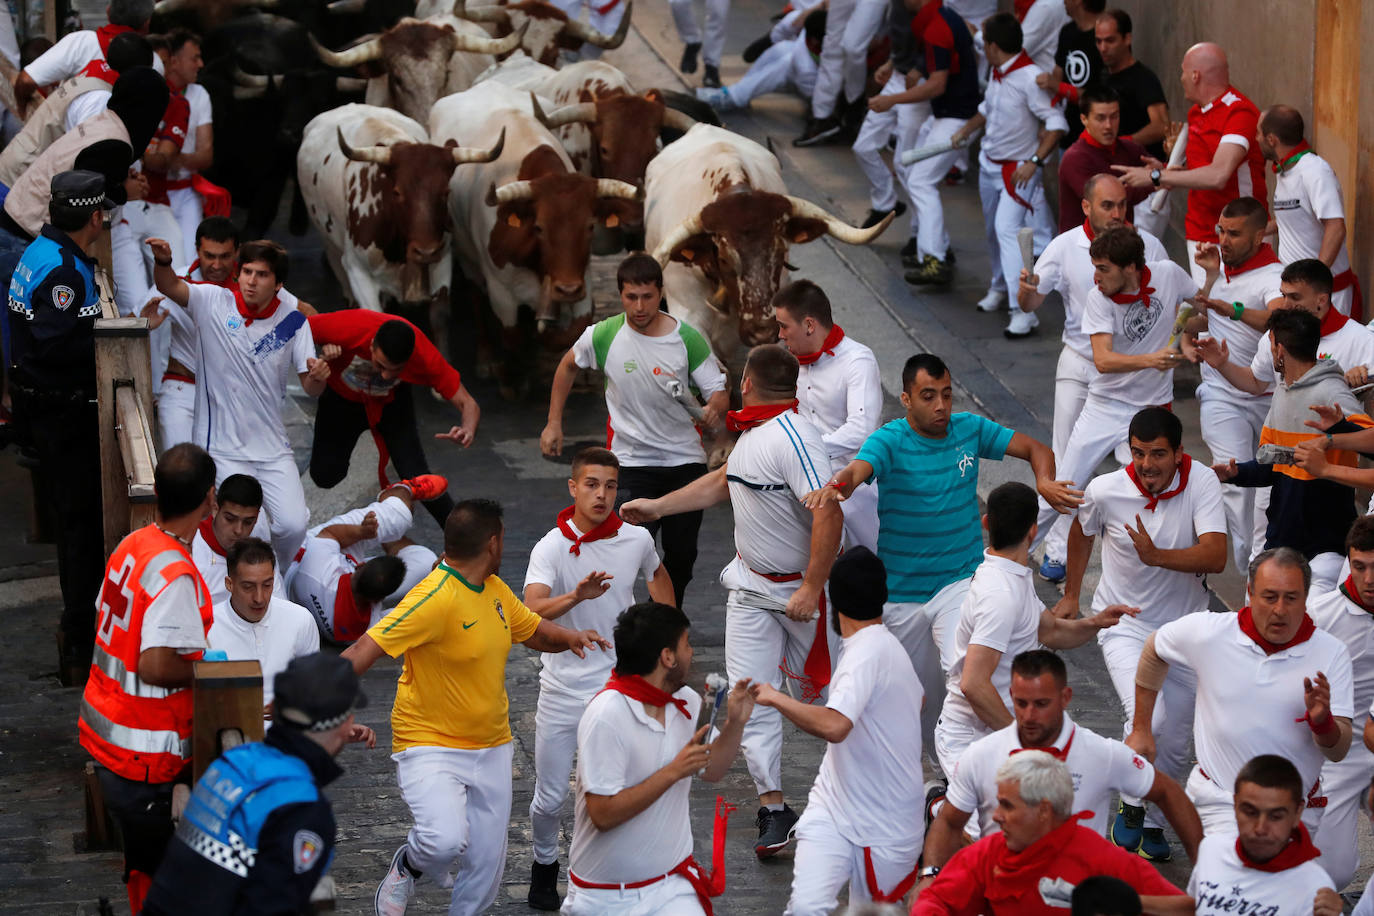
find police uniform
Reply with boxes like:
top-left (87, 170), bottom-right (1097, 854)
top-left (6, 169), bottom-right (110, 675)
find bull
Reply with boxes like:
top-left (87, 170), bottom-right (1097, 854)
top-left (452, 0), bottom-right (629, 67)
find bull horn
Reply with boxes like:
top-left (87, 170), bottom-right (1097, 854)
top-left (327, 0), bottom-right (365, 12)
top-left (452, 0), bottom-right (511, 23)
top-left (783, 195), bottom-right (892, 245)
top-left (450, 19), bottom-right (527, 53)
top-left (337, 126), bottom-right (393, 165)
top-left (336, 76), bottom-right (369, 91)
top-left (650, 211), bottom-right (704, 265)
top-left (660, 107), bottom-right (697, 132)
top-left (563, 0), bottom-right (631, 47)
top-left (153, 0), bottom-right (186, 12)
top-left (232, 85), bottom-right (267, 100)
top-left (491, 180), bottom-right (535, 204)
top-left (452, 126), bottom-right (505, 163)
top-left (233, 67), bottom-right (285, 88)
top-left (310, 33), bottom-right (384, 68)
top-left (237, 0), bottom-right (279, 8)
top-left (595, 179), bottom-right (641, 200)
top-left (540, 101), bottom-right (596, 128)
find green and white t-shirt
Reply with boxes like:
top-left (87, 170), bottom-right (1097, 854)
top-left (572, 313), bottom-right (726, 467)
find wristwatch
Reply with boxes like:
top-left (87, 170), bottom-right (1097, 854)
top-left (1029, 154), bottom-right (1044, 168)
top-left (1150, 168), bottom-right (1162, 187)
top-left (919, 866), bottom-right (941, 879)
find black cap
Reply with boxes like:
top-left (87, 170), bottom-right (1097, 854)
top-left (50, 169), bottom-right (115, 212)
top-left (829, 546), bottom-right (888, 621)
top-left (274, 652), bottom-right (368, 731)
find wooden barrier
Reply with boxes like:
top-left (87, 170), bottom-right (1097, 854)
top-left (191, 660), bottom-right (266, 783)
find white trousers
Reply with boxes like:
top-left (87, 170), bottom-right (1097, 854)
top-left (310, 494), bottom-right (414, 560)
top-left (840, 478), bottom-right (880, 552)
top-left (1310, 551), bottom-right (1345, 596)
top-left (1185, 239), bottom-right (1212, 287)
top-left (853, 70), bottom-right (930, 226)
top-left (1034, 393), bottom-right (1136, 561)
top-left (167, 186), bottom-right (203, 261)
top-left (530, 684), bottom-right (595, 865)
top-left (1099, 626), bottom-right (1196, 828)
top-left (904, 116), bottom-right (968, 260)
top-left (157, 378), bottom-right (196, 452)
top-left (561, 875), bottom-right (704, 915)
top-left (212, 451), bottom-right (310, 570)
top-left (1052, 346), bottom-right (1098, 463)
top-left (1187, 764), bottom-right (1324, 837)
top-left (810, 0), bottom-right (887, 118)
top-left (934, 713), bottom-right (991, 781)
top-left (122, 201), bottom-right (188, 396)
top-left (784, 803), bottom-right (921, 916)
top-left (882, 576), bottom-right (972, 770)
top-left (725, 589), bottom-right (828, 797)
top-left (394, 743), bottom-right (513, 916)
top-left (1313, 736), bottom-right (1373, 889)
top-left (1197, 384), bottom-right (1269, 571)
top-left (1131, 202), bottom-right (1168, 243)
top-left (728, 37), bottom-right (817, 106)
top-left (978, 151), bottom-right (1047, 296)
top-left (668, 0), bottom-right (728, 67)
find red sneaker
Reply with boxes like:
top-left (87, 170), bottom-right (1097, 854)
top-left (391, 474), bottom-right (448, 502)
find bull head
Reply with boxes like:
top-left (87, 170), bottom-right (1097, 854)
top-left (337, 125), bottom-right (505, 166)
top-left (308, 19), bottom-right (524, 68)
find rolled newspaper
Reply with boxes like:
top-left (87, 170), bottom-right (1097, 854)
top-left (697, 673), bottom-right (729, 771)
top-left (1017, 226), bottom-right (1035, 272)
top-left (656, 371), bottom-right (706, 422)
top-left (899, 127), bottom-right (984, 166)
top-left (1166, 304), bottom-right (1196, 351)
top-left (1148, 121), bottom-right (1188, 213)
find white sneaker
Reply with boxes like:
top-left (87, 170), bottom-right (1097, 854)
top-left (375, 845), bottom-right (416, 916)
top-left (977, 288), bottom-right (1007, 312)
top-left (1004, 308), bottom-right (1039, 338)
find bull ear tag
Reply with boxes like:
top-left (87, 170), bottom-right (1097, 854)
top-left (604, 213), bottom-right (619, 228)
top-left (679, 248), bottom-right (695, 261)
top-left (507, 213), bottom-right (523, 227)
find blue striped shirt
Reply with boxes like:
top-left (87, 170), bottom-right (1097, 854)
top-left (857, 413), bottom-right (1014, 601)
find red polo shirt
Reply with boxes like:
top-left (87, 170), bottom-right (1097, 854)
top-left (307, 309), bottom-right (461, 406)
top-left (1183, 86), bottom-right (1267, 241)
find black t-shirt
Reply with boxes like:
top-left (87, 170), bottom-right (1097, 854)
top-left (1054, 22), bottom-right (1103, 146)
top-left (1106, 61), bottom-right (1168, 159)
top-left (926, 7), bottom-right (979, 120)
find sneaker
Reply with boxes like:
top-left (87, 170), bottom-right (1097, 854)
top-left (702, 64), bottom-right (721, 88)
top-left (695, 86), bottom-right (737, 111)
top-left (394, 474), bottom-right (448, 502)
top-left (1038, 555), bottom-right (1066, 583)
top-left (375, 845), bottom-right (416, 916)
top-left (1137, 827), bottom-right (1172, 862)
top-left (1004, 309), bottom-right (1039, 339)
top-left (1110, 802), bottom-right (1145, 853)
top-left (944, 165), bottom-right (964, 185)
top-left (945, 246), bottom-right (956, 265)
top-left (527, 860), bottom-right (561, 911)
top-left (976, 288), bottom-right (1007, 312)
top-left (923, 782), bottom-right (947, 835)
top-left (679, 42), bottom-right (701, 74)
top-left (861, 201), bottom-right (905, 229)
top-left (755, 805), bottom-right (799, 858)
top-left (742, 33), bottom-right (773, 63)
top-left (793, 116), bottom-right (843, 147)
top-left (900, 237), bottom-right (919, 268)
top-left (904, 253), bottom-right (952, 286)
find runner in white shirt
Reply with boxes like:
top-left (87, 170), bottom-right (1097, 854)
top-left (1018, 0), bottom-right (1070, 73)
top-left (563, 602), bottom-right (753, 916)
top-left (920, 650), bottom-right (1202, 895)
top-left (1055, 406), bottom-right (1227, 860)
top-left (1258, 105), bottom-right (1359, 318)
top-left (149, 237), bottom-right (328, 568)
top-left (774, 280), bottom-right (882, 550)
top-left (205, 537), bottom-right (318, 706)
top-left (521, 446), bottom-right (672, 911)
top-left (1187, 755), bottom-right (1341, 916)
top-left (622, 344), bottom-right (844, 859)
top-left (166, 82), bottom-right (213, 258)
top-left (935, 481), bottom-right (1134, 776)
top-left (14, 0), bottom-right (161, 112)
top-left (750, 547), bottom-right (924, 914)
top-left (1128, 547), bottom-right (1356, 836)
top-left (543, 254), bottom-right (728, 609)
top-left (190, 473), bottom-right (280, 609)
top-left (1017, 174), bottom-right (1167, 579)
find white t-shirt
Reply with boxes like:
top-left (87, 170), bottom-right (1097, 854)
top-left (1188, 833), bottom-right (1334, 916)
top-left (64, 87), bottom-right (110, 132)
top-left (191, 525), bottom-right (284, 610)
top-left (186, 283), bottom-right (314, 462)
top-left (1081, 260), bottom-right (1198, 405)
top-left (807, 623), bottom-right (924, 846)
top-left (24, 30), bottom-right (165, 84)
top-left (570, 686), bottom-right (702, 883)
top-left (1018, 0), bottom-right (1070, 73)
top-left (1154, 611), bottom-right (1355, 797)
top-left (1272, 152), bottom-right (1352, 276)
top-left (944, 714), bottom-right (1156, 837)
top-left (795, 334), bottom-right (882, 468)
top-left (1201, 259), bottom-right (1284, 401)
top-left (1079, 463), bottom-right (1226, 632)
top-left (1307, 586), bottom-right (1374, 730)
top-left (940, 552), bottom-right (1044, 734)
top-left (978, 61), bottom-right (1068, 162)
top-left (1035, 224), bottom-right (1168, 362)
top-left (169, 83), bottom-right (212, 182)
top-left (524, 520), bottom-right (660, 695)
top-left (571, 313), bottom-right (726, 467)
top-left (284, 534), bottom-right (359, 642)
top-left (207, 596), bottom-right (320, 704)
top-left (141, 573), bottom-right (211, 653)
top-left (1251, 313), bottom-right (1374, 386)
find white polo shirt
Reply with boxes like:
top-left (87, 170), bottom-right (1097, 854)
top-left (524, 520), bottom-right (660, 695)
top-left (1188, 833), bottom-right (1334, 916)
top-left (1251, 310), bottom-right (1374, 385)
top-left (939, 552), bottom-right (1044, 734)
top-left (1081, 260), bottom-right (1198, 406)
top-left (1307, 586), bottom-right (1374, 730)
top-left (795, 334), bottom-right (882, 469)
top-left (186, 283), bottom-right (314, 462)
top-left (1154, 611), bottom-right (1355, 797)
top-left (571, 686), bottom-right (702, 883)
top-left (944, 714), bottom-right (1156, 836)
top-left (1078, 462), bottom-right (1226, 632)
top-left (207, 596), bottom-right (320, 704)
top-left (22, 29), bottom-right (164, 86)
top-left (1202, 257), bottom-right (1284, 402)
top-left (191, 524), bottom-right (284, 610)
top-left (1273, 152), bottom-right (1352, 277)
top-left (1034, 224), bottom-right (1167, 362)
top-left (978, 54), bottom-right (1068, 163)
top-left (808, 623), bottom-right (924, 846)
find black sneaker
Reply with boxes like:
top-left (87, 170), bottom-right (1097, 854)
top-left (944, 165), bottom-right (964, 185)
top-left (680, 42), bottom-right (701, 74)
top-left (861, 201), bottom-right (905, 229)
top-left (904, 253), bottom-right (952, 286)
top-left (900, 236), bottom-right (919, 268)
top-left (793, 116), bottom-right (843, 147)
top-left (755, 805), bottom-right (799, 858)
top-left (742, 33), bottom-right (772, 63)
top-left (702, 64), bottom-right (721, 88)
top-left (527, 860), bottom-right (561, 911)
top-left (945, 246), bottom-right (957, 265)
top-left (923, 782), bottom-right (947, 835)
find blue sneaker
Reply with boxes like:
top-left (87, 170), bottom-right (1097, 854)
top-left (1110, 802), bottom-right (1144, 852)
top-left (695, 86), bottom-right (738, 111)
top-left (1137, 827), bottom-right (1173, 862)
top-left (1038, 555), bottom-right (1066, 583)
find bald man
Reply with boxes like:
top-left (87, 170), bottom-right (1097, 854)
top-left (1113, 43), bottom-right (1267, 286)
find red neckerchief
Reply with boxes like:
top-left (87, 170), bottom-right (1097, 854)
top-left (1079, 131), bottom-right (1116, 154)
top-left (1320, 306), bottom-right (1349, 336)
top-left (1126, 453), bottom-right (1192, 511)
top-left (233, 285), bottom-right (281, 325)
top-left (992, 50), bottom-right (1035, 82)
top-left (986, 813), bottom-right (1096, 899)
top-left (197, 517), bottom-right (227, 557)
top-left (1339, 576), bottom-right (1374, 614)
top-left (333, 572), bottom-right (372, 643)
top-left (1237, 605), bottom-right (1317, 655)
top-left (794, 325), bottom-right (845, 366)
top-left (1010, 724), bottom-right (1076, 761)
top-left (1108, 265), bottom-right (1154, 307)
top-left (186, 259), bottom-right (237, 289)
top-left (726, 399), bottom-right (799, 432)
top-left (1223, 244), bottom-right (1281, 282)
top-left (95, 23), bottom-right (135, 56)
top-left (1274, 139), bottom-right (1313, 174)
top-left (601, 672), bottom-right (691, 718)
top-left (79, 58), bottom-right (117, 85)
top-left (555, 506), bottom-right (623, 556)
top-left (1236, 822), bottom-right (1322, 873)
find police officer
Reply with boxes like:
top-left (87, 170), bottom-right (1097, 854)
top-left (7, 168), bottom-right (112, 682)
top-left (142, 653), bottom-right (373, 916)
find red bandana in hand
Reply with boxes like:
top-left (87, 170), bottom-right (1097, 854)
top-left (556, 505), bottom-right (623, 556)
top-left (1236, 822), bottom-right (1322, 872)
top-left (1340, 576), bottom-right (1374, 614)
top-left (197, 517), bottom-right (227, 557)
top-left (1237, 605), bottom-right (1316, 655)
top-left (726, 400), bottom-right (799, 432)
top-left (1126, 453), bottom-right (1192, 511)
top-left (1223, 244), bottom-right (1280, 282)
top-left (794, 325), bottom-right (845, 366)
top-left (233, 285), bottom-right (281, 325)
top-left (992, 50), bottom-right (1034, 82)
top-left (601, 672), bottom-right (691, 718)
top-left (1109, 265), bottom-right (1155, 308)
top-left (1010, 725), bottom-right (1076, 761)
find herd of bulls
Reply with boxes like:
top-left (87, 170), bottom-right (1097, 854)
top-left (165, 0), bottom-right (894, 388)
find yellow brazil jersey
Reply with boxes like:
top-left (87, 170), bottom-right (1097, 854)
top-left (368, 562), bottom-right (541, 751)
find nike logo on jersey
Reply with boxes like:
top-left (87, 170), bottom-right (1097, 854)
top-left (462, 620), bottom-right (477, 629)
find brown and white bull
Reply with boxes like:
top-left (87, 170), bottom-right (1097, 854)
top-left (297, 103), bottom-right (502, 315)
top-left (309, 15), bottom-right (525, 123)
top-left (645, 124), bottom-right (892, 356)
top-left (451, 0), bottom-right (629, 67)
